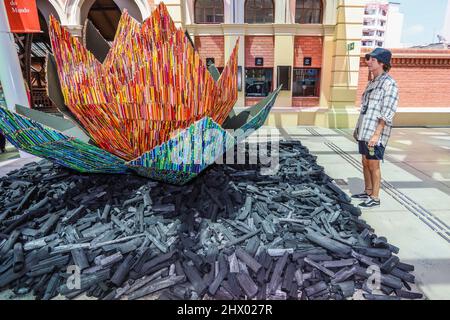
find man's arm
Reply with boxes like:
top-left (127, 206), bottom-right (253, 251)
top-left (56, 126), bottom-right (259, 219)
top-left (368, 120), bottom-right (385, 147)
top-left (368, 81), bottom-right (399, 146)
top-left (379, 81), bottom-right (399, 124)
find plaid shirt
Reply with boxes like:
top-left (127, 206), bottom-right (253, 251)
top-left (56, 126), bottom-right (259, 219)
top-left (356, 72), bottom-right (399, 147)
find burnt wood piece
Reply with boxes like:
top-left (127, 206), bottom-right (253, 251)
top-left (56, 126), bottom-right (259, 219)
top-left (395, 289), bottom-right (423, 300)
top-left (304, 257), bottom-right (335, 278)
top-left (363, 293), bottom-right (400, 301)
top-left (12, 242), bottom-right (24, 272)
top-left (305, 229), bottom-right (351, 257)
top-left (128, 275), bottom-right (185, 300)
top-left (236, 273), bottom-right (258, 298)
top-left (380, 255), bottom-right (400, 273)
top-left (182, 261), bottom-right (208, 296)
top-left (268, 252), bottom-right (289, 294)
top-left (235, 248), bottom-right (262, 273)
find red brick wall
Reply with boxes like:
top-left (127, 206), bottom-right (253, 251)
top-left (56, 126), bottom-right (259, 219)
top-left (245, 97), bottom-right (264, 106)
top-left (194, 36), bottom-right (225, 68)
top-left (245, 36), bottom-right (274, 106)
top-left (291, 37), bottom-right (323, 107)
top-left (294, 36), bottom-right (323, 68)
top-left (357, 49), bottom-right (450, 107)
top-left (292, 97), bottom-right (320, 107)
top-left (245, 36), bottom-right (274, 67)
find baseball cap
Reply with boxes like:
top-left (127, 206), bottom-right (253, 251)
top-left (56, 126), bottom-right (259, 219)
top-left (365, 47), bottom-right (392, 66)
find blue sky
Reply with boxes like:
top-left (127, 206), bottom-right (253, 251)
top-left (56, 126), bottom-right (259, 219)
top-left (398, 0), bottom-right (449, 46)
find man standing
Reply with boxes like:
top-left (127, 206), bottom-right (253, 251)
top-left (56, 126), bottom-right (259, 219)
top-left (352, 48), bottom-right (399, 209)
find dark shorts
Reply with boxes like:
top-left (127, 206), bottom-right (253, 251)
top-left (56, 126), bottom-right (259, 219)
top-left (358, 140), bottom-right (385, 160)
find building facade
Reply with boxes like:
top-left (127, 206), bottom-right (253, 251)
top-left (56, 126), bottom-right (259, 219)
top-left (362, 1), bottom-right (403, 49)
top-left (184, 0), bottom-right (368, 128)
top-left (442, 0), bottom-right (450, 43)
top-left (383, 2), bottom-right (403, 48)
top-left (23, 0), bottom-right (450, 127)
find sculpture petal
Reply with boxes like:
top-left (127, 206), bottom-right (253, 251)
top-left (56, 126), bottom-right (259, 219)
top-left (0, 107), bottom-right (128, 173)
top-left (127, 117), bottom-right (235, 185)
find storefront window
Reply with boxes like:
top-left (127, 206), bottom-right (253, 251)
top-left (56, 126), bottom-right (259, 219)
top-left (245, 68), bottom-right (273, 97)
top-left (295, 0), bottom-right (323, 24)
top-left (194, 0), bottom-right (224, 24)
top-left (292, 68), bottom-right (320, 97)
top-left (245, 0), bottom-right (274, 24)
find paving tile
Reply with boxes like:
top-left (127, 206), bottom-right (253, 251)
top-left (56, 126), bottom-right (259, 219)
top-left (396, 188), bottom-right (450, 211)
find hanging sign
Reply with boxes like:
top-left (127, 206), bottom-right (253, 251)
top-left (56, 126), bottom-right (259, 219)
top-left (4, 0), bottom-right (41, 33)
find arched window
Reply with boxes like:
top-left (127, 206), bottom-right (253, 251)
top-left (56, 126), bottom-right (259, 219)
top-left (194, 0), bottom-right (224, 24)
top-left (245, 0), bottom-right (274, 24)
top-left (86, 0), bottom-right (121, 41)
top-left (295, 0), bottom-right (323, 24)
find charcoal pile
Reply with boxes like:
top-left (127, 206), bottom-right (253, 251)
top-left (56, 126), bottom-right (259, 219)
top-left (0, 141), bottom-right (423, 300)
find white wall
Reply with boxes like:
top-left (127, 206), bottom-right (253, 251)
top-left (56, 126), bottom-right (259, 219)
top-left (385, 3), bottom-right (404, 48)
top-left (442, 0), bottom-right (450, 42)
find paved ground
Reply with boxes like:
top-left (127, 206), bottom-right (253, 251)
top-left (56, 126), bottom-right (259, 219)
top-left (0, 152), bottom-right (38, 177)
top-left (278, 126), bottom-right (450, 300)
top-left (0, 127), bottom-right (449, 300)
top-left (0, 142), bottom-right (19, 163)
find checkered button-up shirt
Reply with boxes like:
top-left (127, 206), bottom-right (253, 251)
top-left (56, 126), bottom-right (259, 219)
top-left (356, 72), bottom-right (399, 147)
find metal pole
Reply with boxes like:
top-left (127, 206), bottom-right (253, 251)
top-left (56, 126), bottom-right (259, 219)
top-left (0, 1), bottom-right (32, 158)
top-left (0, 0), bottom-right (31, 110)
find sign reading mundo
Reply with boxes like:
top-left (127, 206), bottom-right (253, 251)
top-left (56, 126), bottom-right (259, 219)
top-left (4, 0), bottom-right (41, 33)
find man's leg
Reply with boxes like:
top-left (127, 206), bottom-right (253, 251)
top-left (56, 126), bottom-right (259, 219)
top-left (368, 159), bottom-right (381, 199)
top-left (362, 155), bottom-right (373, 195)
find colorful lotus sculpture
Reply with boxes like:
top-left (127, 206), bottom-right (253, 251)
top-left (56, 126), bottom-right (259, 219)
top-left (0, 3), bottom-right (281, 185)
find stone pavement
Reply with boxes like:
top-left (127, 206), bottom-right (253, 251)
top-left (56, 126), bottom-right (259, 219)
top-left (0, 142), bottom-right (19, 164)
top-left (0, 127), bottom-right (449, 300)
top-left (0, 153), bottom-right (38, 177)
top-left (278, 126), bottom-right (450, 300)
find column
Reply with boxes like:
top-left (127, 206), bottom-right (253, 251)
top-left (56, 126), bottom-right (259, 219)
top-left (273, 32), bottom-right (294, 108)
top-left (329, 0), bottom-right (365, 127)
top-left (64, 25), bottom-right (83, 37)
top-left (319, 26), bottom-right (336, 108)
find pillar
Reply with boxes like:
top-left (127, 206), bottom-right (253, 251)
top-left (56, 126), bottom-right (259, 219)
top-left (274, 33), bottom-right (294, 108)
top-left (329, 0), bottom-right (365, 127)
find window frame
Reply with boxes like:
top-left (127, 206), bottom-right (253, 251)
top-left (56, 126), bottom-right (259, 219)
top-left (292, 68), bottom-right (321, 98)
top-left (245, 67), bottom-right (274, 97)
top-left (244, 0), bottom-right (275, 24)
top-left (295, 0), bottom-right (323, 24)
top-left (194, 0), bottom-right (224, 24)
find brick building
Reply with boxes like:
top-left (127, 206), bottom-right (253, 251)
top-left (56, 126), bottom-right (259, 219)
top-left (28, 0), bottom-right (450, 127)
top-left (358, 48), bottom-right (450, 126)
top-left (362, 1), bottom-right (404, 49)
